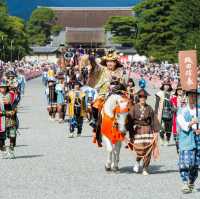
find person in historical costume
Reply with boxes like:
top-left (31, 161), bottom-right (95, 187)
top-left (155, 80), bottom-right (173, 146)
top-left (67, 81), bottom-right (86, 138)
top-left (42, 68), bottom-right (48, 86)
top-left (47, 67), bottom-right (55, 79)
top-left (90, 51), bottom-right (125, 147)
top-left (127, 78), bottom-right (136, 104)
top-left (0, 80), bottom-right (10, 158)
top-left (177, 90), bottom-right (200, 193)
top-left (126, 89), bottom-right (160, 175)
top-left (81, 85), bottom-right (98, 121)
top-left (17, 69), bottom-right (26, 96)
top-left (55, 73), bottom-right (66, 123)
top-left (78, 54), bottom-right (89, 84)
top-left (45, 78), bottom-right (57, 121)
top-left (85, 55), bottom-right (100, 88)
top-left (0, 80), bottom-right (17, 159)
top-left (7, 79), bottom-right (21, 148)
top-left (170, 82), bottom-right (187, 153)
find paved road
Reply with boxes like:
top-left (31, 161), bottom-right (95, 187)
top-left (0, 78), bottom-right (199, 199)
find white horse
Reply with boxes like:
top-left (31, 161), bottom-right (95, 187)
top-left (101, 93), bottom-right (129, 172)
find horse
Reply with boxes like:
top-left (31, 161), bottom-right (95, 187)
top-left (101, 93), bottom-right (130, 172)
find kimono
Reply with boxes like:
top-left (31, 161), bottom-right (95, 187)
top-left (45, 83), bottom-right (57, 119)
top-left (0, 92), bottom-right (16, 141)
top-left (155, 90), bottom-right (173, 142)
top-left (94, 66), bottom-right (124, 97)
top-left (81, 86), bottom-right (97, 109)
top-left (55, 83), bottom-right (65, 105)
top-left (177, 105), bottom-right (199, 184)
top-left (170, 95), bottom-right (187, 152)
top-left (127, 103), bottom-right (160, 168)
top-left (17, 74), bottom-right (26, 95)
top-left (67, 90), bottom-right (86, 135)
top-left (0, 94), bottom-right (7, 134)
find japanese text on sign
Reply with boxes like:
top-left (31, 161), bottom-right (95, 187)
top-left (178, 50), bottom-right (197, 91)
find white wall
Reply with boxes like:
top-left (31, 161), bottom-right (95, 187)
top-left (24, 54), bottom-right (58, 64)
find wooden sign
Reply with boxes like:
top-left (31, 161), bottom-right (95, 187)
top-left (178, 50), bottom-right (198, 91)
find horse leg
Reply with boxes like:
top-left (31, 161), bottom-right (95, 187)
top-left (112, 141), bottom-right (121, 171)
top-left (102, 135), bottom-right (113, 170)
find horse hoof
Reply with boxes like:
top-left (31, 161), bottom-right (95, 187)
top-left (97, 142), bottom-right (103, 147)
top-left (112, 167), bottom-right (120, 173)
top-left (105, 166), bottom-right (112, 172)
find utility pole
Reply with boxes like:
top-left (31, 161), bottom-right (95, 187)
top-left (11, 39), bottom-right (14, 62)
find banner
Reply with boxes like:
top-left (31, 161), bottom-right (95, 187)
top-left (178, 50), bottom-right (197, 91)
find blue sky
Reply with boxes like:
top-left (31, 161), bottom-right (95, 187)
top-left (6, 0), bottom-right (139, 19)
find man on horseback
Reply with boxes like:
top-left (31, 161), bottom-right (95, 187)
top-left (90, 51), bottom-right (126, 147)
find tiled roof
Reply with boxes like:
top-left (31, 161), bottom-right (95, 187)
top-left (31, 46), bottom-right (59, 53)
top-left (66, 28), bottom-right (105, 43)
top-left (53, 9), bottom-right (133, 28)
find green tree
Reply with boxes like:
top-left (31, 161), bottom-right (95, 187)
top-left (51, 24), bottom-right (63, 36)
top-left (133, 0), bottom-right (176, 62)
top-left (26, 7), bottom-right (62, 45)
top-left (105, 16), bottom-right (137, 46)
top-left (0, 2), bottom-right (29, 61)
top-left (171, 0), bottom-right (200, 61)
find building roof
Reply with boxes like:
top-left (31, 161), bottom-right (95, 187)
top-left (31, 46), bottom-right (59, 54)
top-left (48, 7), bottom-right (132, 10)
top-left (66, 28), bottom-right (105, 44)
top-left (114, 47), bottom-right (137, 55)
top-left (52, 8), bottom-right (133, 28)
top-left (51, 31), bottom-right (66, 47)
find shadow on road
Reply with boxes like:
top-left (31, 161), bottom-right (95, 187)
top-left (19, 127), bottom-right (30, 130)
top-left (15, 144), bottom-right (29, 148)
top-left (15, 154), bottom-right (44, 159)
top-left (18, 106), bottom-right (30, 109)
top-left (119, 166), bottom-right (134, 174)
top-left (149, 165), bottom-right (178, 174)
top-left (18, 111), bottom-right (29, 114)
top-left (196, 188), bottom-right (200, 192)
top-left (119, 165), bottom-right (178, 174)
top-left (167, 144), bottom-right (176, 147)
top-left (80, 135), bottom-right (92, 138)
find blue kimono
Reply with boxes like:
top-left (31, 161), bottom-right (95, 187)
top-left (55, 84), bottom-right (65, 104)
top-left (177, 105), bottom-right (199, 184)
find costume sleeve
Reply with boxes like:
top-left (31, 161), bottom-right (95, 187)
top-left (177, 109), bottom-right (190, 132)
top-left (150, 106), bottom-right (160, 132)
top-left (154, 95), bottom-right (160, 115)
top-left (125, 105), bottom-right (135, 139)
top-left (67, 94), bottom-right (71, 104)
top-left (82, 96), bottom-right (87, 110)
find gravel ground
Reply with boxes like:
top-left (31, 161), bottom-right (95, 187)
top-left (0, 78), bottom-right (199, 199)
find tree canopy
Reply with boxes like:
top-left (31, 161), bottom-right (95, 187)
top-left (133, 0), bottom-right (176, 62)
top-left (171, 0), bottom-right (200, 61)
top-left (0, 1), bottom-right (29, 61)
top-left (105, 0), bottom-right (200, 62)
top-left (105, 16), bottom-right (137, 46)
top-left (26, 7), bottom-right (63, 46)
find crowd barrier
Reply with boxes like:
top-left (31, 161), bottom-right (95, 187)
top-left (24, 70), bottom-right (42, 81)
top-left (131, 72), bottom-right (177, 89)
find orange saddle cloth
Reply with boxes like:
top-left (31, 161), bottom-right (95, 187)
top-left (101, 113), bottom-right (125, 144)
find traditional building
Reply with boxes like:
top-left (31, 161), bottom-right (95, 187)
top-left (25, 46), bottom-right (60, 63)
top-left (49, 7), bottom-right (133, 47)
